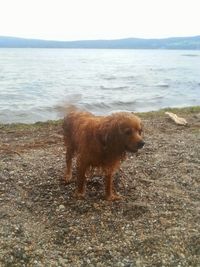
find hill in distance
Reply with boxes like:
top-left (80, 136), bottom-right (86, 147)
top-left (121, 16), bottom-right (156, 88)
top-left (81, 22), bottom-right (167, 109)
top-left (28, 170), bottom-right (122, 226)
top-left (0, 35), bottom-right (200, 49)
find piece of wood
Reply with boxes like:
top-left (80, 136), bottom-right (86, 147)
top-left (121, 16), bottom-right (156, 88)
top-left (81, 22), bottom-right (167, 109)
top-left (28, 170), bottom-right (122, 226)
top-left (165, 112), bottom-right (188, 125)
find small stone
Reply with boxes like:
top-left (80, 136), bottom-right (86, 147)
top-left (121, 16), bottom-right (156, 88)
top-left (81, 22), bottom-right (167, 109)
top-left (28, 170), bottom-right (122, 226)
top-left (180, 253), bottom-right (185, 259)
top-left (86, 259), bottom-right (91, 264)
top-left (58, 257), bottom-right (68, 266)
top-left (57, 204), bottom-right (65, 211)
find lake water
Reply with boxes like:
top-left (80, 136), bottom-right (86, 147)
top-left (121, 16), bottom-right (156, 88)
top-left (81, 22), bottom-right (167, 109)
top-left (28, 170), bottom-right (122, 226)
top-left (0, 48), bottom-right (200, 123)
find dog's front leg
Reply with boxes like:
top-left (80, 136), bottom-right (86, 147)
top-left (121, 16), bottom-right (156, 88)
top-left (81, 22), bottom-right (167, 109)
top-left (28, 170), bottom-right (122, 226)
top-left (105, 171), bottom-right (122, 201)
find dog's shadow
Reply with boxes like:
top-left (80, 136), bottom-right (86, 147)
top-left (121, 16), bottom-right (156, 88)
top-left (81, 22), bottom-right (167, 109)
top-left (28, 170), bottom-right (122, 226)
top-left (59, 171), bottom-right (125, 201)
top-left (58, 172), bottom-right (149, 220)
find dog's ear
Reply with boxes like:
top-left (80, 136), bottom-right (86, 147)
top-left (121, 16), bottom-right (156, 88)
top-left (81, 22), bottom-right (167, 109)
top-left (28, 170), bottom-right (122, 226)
top-left (98, 123), bottom-right (116, 148)
top-left (98, 129), bottom-right (109, 148)
top-left (98, 133), bottom-right (109, 148)
top-left (98, 121), bottom-right (123, 149)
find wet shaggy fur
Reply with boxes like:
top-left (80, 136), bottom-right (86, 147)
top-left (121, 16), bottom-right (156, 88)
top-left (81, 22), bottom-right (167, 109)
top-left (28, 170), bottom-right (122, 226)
top-left (63, 110), bottom-right (144, 201)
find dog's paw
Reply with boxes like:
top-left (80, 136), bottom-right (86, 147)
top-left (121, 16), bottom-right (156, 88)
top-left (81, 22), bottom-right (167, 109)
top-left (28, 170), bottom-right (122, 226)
top-left (74, 191), bottom-right (86, 200)
top-left (64, 172), bottom-right (72, 183)
top-left (105, 194), bottom-right (123, 201)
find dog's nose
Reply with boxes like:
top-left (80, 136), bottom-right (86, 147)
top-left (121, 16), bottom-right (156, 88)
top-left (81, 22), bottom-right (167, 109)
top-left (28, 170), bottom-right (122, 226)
top-left (137, 140), bottom-right (145, 149)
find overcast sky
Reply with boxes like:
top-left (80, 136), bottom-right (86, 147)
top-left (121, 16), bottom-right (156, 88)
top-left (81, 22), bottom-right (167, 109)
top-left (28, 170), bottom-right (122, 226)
top-left (0, 0), bottom-right (199, 41)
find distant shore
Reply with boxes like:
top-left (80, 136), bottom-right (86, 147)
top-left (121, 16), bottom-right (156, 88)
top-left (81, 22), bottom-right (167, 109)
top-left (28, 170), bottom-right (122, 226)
top-left (1, 35), bottom-right (200, 49)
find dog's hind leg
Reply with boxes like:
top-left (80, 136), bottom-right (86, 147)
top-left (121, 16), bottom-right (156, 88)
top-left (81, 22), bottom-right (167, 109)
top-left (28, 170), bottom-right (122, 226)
top-left (75, 158), bottom-right (88, 199)
top-left (64, 145), bottom-right (74, 183)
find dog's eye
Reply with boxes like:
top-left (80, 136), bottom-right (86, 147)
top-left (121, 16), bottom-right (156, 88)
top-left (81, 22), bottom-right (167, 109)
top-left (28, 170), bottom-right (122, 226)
top-left (124, 128), bottom-right (132, 135)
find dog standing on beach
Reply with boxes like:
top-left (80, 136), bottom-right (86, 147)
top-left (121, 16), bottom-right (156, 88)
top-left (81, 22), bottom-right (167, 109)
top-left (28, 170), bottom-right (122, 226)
top-left (63, 109), bottom-right (145, 201)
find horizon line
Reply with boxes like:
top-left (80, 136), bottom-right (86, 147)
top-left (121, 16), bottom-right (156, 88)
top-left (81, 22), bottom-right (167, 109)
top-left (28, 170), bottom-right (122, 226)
top-left (1, 34), bottom-right (200, 42)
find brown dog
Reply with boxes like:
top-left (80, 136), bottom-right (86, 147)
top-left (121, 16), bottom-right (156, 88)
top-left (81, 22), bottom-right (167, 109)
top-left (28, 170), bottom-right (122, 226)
top-left (63, 110), bottom-right (144, 201)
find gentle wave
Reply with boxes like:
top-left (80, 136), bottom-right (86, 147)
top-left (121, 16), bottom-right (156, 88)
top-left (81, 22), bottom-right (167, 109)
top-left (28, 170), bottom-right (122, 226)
top-left (101, 75), bottom-right (117, 80)
top-left (121, 75), bottom-right (138, 80)
top-left (0, 48), bottom-right (200, 123)
top-left (182, 54), bottom-right (199, 57)
top-left (100, 86), bottom-right (128, 91)
top-left (156, 83), bottom-right (170, 88)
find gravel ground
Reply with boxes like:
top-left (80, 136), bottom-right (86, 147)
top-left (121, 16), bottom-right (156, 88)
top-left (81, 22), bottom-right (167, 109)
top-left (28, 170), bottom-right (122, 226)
top-left (0, 107), bottom-right (200, 267)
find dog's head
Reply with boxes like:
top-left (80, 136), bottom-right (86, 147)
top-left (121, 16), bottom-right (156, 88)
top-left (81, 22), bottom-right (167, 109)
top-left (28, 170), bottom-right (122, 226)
top-left (118, 113), bottom-right (145, 153)
top-left (99, 112), bottom-right (145, 153)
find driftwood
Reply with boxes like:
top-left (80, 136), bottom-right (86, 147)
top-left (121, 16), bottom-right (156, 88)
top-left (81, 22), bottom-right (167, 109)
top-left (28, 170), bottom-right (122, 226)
top-left (165, 112), bottom-right (188, 125)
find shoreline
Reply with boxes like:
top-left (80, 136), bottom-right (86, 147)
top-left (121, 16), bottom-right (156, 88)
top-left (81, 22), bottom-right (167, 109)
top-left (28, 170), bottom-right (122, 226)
top-left (0, 105), bottom-right (200, 266)
top-left (1, 105), bottom-right (200, 127)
